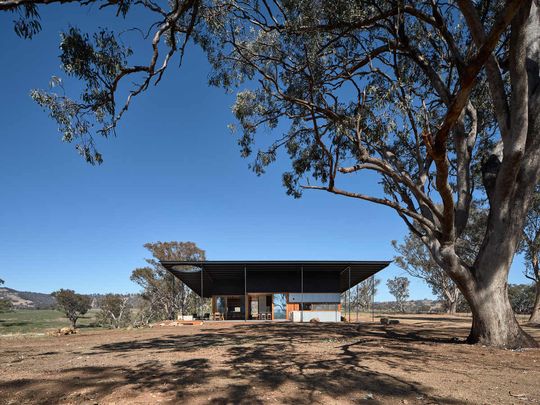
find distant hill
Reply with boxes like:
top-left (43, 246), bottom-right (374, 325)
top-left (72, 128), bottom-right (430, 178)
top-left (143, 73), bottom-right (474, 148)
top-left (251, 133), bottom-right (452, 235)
top-left (372, 299), bottom-right (446, 313)
top-left (0, 287), bottom-right (56, 309)
top-left (0, 288), bottom-right (141, 310)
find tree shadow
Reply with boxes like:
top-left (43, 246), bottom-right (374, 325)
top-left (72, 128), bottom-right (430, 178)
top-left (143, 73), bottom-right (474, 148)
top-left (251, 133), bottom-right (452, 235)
top-left (390, 315), bottom-right (470, 323)
top-left (0, 322), bottom-right (480, 404)
top-left (0, 321), bottom-right (29, 328)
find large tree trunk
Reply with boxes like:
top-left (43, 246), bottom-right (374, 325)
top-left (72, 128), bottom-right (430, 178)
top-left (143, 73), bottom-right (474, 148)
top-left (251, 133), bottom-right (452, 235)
top-left (530, 282), bottom-right (540, 324)
top-left (464, 273), bottom-right (537, 348)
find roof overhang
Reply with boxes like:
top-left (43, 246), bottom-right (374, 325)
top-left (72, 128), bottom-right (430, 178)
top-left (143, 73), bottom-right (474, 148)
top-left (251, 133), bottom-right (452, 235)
top-left (161, 260), bottom-right (390, 298)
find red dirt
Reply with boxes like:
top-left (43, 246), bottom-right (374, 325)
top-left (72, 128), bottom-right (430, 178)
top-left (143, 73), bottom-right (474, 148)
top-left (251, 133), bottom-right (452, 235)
top-left (1, 314), bottom-right (539, 404)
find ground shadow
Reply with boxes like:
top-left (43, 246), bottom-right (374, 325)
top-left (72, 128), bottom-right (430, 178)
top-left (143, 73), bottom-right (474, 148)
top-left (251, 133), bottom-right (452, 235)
top-left (0, 322), bottom-right (478, 404)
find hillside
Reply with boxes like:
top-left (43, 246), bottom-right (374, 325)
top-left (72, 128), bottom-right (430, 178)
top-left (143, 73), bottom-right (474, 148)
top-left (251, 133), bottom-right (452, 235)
top-left (0, 287), bottom-right (56, 309)
top-left (0, 288), bottom-right (141, 310)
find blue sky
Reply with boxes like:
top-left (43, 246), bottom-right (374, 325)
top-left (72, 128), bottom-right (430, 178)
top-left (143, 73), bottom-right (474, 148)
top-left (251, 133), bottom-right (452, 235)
top-left (0, 4), bottom-right (531, 301)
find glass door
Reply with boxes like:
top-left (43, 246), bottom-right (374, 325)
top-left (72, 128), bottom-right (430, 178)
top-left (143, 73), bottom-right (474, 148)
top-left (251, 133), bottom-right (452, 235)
top-left (273, 294), bottom-right (286, 319)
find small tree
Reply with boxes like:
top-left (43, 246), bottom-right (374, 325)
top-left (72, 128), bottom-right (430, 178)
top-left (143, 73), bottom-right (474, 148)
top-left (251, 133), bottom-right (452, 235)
top-left (97, 294), bottom-right (132, 329)
top-left (393, 236), bottom-right (460, 314)
top-left (387, 277), bottom-right (410, 313)
top-left (355, 277), bottom-right (380, 311)
top-left (52, 289), bottom-right (91, 328)
top-left (508, 284), bottom-right (535, 315)
top-left (519, 186), bottom-right (540, 323)
top-left (0, 278), bottom-right (13, 312)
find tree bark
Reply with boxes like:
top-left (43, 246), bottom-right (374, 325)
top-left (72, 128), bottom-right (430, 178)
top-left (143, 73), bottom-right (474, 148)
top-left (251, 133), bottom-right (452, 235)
top-left (529, 282), bottom-right (540, 324)
top-left (464, 274), bottom-right (538, 348)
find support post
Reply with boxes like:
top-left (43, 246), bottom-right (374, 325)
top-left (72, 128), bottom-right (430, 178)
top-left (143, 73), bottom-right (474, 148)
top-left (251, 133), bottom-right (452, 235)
top-left (356, 284), bottom-right (359, 322)
top-left (200, 266), bottom-right (204, 320)
top-left (301, 265), bottom-right (304, 323)
top-left (348, 267), bottom-right (351, 323)
top-left (244, 265), bottom-right (247, 322)
top-left (371, 276), bottom-right (375, 322)
top-left (171, 275), bottom-right (176, 320)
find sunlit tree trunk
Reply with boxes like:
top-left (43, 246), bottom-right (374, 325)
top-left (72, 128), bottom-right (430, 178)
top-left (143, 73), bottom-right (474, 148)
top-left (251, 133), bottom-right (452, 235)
top-left (530, 281), bottom-right (540, 324)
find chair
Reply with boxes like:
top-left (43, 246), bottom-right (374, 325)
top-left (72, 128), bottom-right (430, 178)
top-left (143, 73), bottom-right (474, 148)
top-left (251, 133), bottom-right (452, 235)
top-left (213, 312), bottom-right (223, 321)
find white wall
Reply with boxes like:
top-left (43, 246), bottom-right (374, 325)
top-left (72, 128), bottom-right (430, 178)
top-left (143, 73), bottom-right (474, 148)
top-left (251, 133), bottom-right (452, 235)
top-left (290, 310), bottom-right (341, 322)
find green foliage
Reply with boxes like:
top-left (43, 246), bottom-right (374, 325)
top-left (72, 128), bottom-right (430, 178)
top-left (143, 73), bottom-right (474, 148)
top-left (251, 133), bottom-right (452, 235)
top-left (0, 278), bottom-right (13, 312)
top-left (52, 288), bottom-right (92, 328)
top-left (7, 0), bottom-right (199, 163)
top-left (0, 299), bottom-right (14, 313)
top-left (519, 185), bottom-right (540, 282)
top-left (9, 1), bottom-right (134, 40)
top-left (508, 284), bottom-right (535, 315)
top-left (11, 3), bottom-right (41, 39)
top-left (31, 28), bottom-right (133, 164)
top-left (131, 241), bottom-right (205, 321)
top-left (201, 1), bottom-right (492, 197)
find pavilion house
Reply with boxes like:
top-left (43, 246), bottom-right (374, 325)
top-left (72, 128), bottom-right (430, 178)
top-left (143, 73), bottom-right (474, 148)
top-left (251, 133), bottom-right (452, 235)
top-left (161, 260), bottom-right (390, 322)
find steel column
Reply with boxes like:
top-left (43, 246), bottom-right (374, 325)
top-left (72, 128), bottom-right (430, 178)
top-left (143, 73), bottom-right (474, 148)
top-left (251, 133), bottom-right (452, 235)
top-left (371, 276), bottom-right (375, 322)
top-left (301, 265), bottom-right (304, 323)
top-left (200, 266), bottom-right (204, 319)
top-left (348, 266), bottom-right (351, 322)
top-left (356, 284), bottom-right (359, 322)
top-left (244, 265), bottom-right (247, 321)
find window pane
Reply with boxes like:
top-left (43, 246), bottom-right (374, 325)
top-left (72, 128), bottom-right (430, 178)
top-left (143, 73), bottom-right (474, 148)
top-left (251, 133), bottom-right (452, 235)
top-left (273, 294), bottom-right (286, 319)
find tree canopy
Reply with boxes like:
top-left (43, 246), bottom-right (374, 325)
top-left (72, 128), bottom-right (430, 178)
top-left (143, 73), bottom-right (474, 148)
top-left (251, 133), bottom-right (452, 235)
top-left (52, 288), bottom-right (92, 328)
top-left (130, 241), bottom-right (205, 321)
top-left (4, 0), bottom-right (540, 347)
top-left (386, 276), bottom-right (410, 312)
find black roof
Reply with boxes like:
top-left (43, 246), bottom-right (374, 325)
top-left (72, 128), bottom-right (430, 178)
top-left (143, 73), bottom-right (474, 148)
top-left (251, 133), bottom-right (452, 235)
top-left (161, 260), bottom-right (390, 297)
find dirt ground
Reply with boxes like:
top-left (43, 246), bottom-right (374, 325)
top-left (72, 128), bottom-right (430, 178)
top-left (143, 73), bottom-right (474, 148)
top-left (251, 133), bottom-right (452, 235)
top-left (0, 314), bottom-right (539, 405)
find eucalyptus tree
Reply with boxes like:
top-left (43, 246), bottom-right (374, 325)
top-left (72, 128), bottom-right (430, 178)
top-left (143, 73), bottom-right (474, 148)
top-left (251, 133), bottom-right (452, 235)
top-left (201, 0), bottom-right (539, 348)
top-left (393, 235), bottom-right (461, 314)
top-left (387, 276), bottom-right (410, 312)
top-left (52, 289), bottom-right (92, 328)
top-left (2, 0), bottom-right (201, 164)
top-left (3, 0), bottom-right (539, 347)
top-left (131, 241), bottom-right (205, 320)
top-left (355, 276), bottom-right (380, 311)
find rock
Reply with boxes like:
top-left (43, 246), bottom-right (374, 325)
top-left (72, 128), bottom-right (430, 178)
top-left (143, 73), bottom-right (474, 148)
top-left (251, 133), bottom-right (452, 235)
top-left (50, 327), bottom-right (78, 336)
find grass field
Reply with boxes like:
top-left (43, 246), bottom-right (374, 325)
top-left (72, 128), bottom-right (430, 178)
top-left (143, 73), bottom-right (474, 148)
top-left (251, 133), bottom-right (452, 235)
top-left (0, 309), bottom-right (100, 334)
